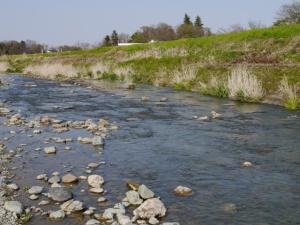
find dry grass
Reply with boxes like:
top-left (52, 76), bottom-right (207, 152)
top-left (90, 62), bottom-right (111, 78)
top-left (171, 64), bottom-right (198, 85)
top-left (24, 63), bottom-right (79, 79)
top-left (0, 62), bottom-right (8, 73)
top-left (200, 76), bottom-right (229, 98)
top-left (113, 66), bottom-right (134, 82)
top-left (125, 47), bottom-right (188, 61)
top-left (228, 65), bottom-right (264, 102)
top-left (278, 77), bottom-right (299, 110)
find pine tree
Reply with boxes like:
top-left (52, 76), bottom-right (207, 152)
top-left (194, 16), bottom-right (203, 28)
top-left (111, 30), bottom-right (119, 46)
top-left (103, 35), bottom-right (111, 46)
top-left (183, 13), bottom-right (192, 25)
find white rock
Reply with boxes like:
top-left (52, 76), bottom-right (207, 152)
top-left (149, 216), bottom-right (159, 225)
top-left (88, 175), bottom-right (104, 188)
top-left (117, 214), bottom-right (131, 225)
top-left (4, 201), bottom-right (23, 214)
top-left (92, 136), bottom-right (104, 146)
top-left (60, 199), bottom-right (84, 212)
top-left (133, 198), bottom-right (166, 220)
top-left (174, 186), bottom-right (192, 196)
top-left (126, 190), bottom-right (143, 205)
top-left (49, 210), bottom-right (65, 220)
top-left (7, 183), bottom-right (19, 191)
top-left (242, 161), bottom-right (253, 167)
top-left (89, 187), bottom-right (104, 194)
top-left (138, 184), bottom-right (154, 199)
top-left (86, 219), bottom-right (101, 225)
top-left (36, 174), bottom-right (48, 180)
top-left (28, 186), bottom-right (43, 194)
top-left (29, 194), bottom-right (39, 200)
top-left (44, 146), bottom-right (56, 154)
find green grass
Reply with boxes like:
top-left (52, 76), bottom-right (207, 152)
top-left (1, 23), bottom-right (300, 109)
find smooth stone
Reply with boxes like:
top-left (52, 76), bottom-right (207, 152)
top-left (92, 136), bottom-right (104, 146)
top-left (89, 187), bottom-right (104, 194)
top-left (36, 174), bottom-right (47, 180)
top-left (44, 146), bottom-right (56, 154)
top-left (97, 197), bottom-right (107, 203)
top-left (126, 190), bottom-right (143, 205)
top-left (52, 171), bottom-right (60, 176)
top-left (223, 203), bottom-right (237, 213)
top-left (7, 183), bottom-right (19, 191)
top-left (62, 173), bottom-right (78, 183)
top-left (88, 175), bottom-right (104, 188)
top-left (79, 176), bottom-right (87, 180)
top-left (4, 201), bottom-right (23, 214)
top-left (133, 198), bottom-right (166, 220)
top-left (117, 214), bottom-right (131, 225)
top-left (138, 184), bottom-right (154, 199)
top-left (160, 97), bottom-right (168, 102)
top-left (88, 163), bottom-right (100, 168)
top-left (28, 186), bottom-right (43, 194)
top-left (174, 186), bottom-right (193, 196)
top-left (48, 187), bottom-right (72, 202)
top-left (149, 216), bottom-right (159, 225)
top-left (48, 176), bottom-right (61, 184)
top-left (83, 209), bottom-right (94, 216)
top-left (38, 200), bottom-right (50, 206)
top-left (29, 194), bottom-right (39, 200)
top-left (86, 219), bottom-right (101, 225)
top-left (49, 210), bottom-right (65, 220)
top-left (242, 161), bottom-right (253, 167)
top-left (60, 199), bottom-right (84, 212)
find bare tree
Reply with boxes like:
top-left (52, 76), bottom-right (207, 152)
top-left (248, 21), bottom-right (265, 29)
top-left (275, 1), bottom-right (300, 25)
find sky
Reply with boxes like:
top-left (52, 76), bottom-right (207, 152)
top-left (0, 0), bottom-right (291, 46)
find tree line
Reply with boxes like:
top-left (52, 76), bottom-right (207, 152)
top-left (102, 14), bottom-right (211, 46)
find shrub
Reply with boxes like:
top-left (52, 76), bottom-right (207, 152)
top-left (200, 77), bottom-right (229, 98)
top-left (228, 66), bottom-right (264, 102)
top-left (279, 77), bottom-right (299, 110)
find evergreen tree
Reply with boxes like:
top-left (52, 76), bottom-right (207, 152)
top-left (103, 35), bottom-right (111, 46)
top-left (183, 13), bottom-right (192, 25)
top-left (194, 16), bottom-right (203, 28)
top-left (111, 30), bottom-right (119, 46)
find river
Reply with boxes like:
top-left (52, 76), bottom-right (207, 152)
top-left (0, 74), bottom-right (299, 225)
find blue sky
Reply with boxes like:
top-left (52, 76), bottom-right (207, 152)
top-left (0, 0), bottom-right (290, 46)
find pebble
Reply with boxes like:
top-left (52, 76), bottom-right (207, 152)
top-left (48, 175), bottom-right (61, 184)
top-left (88, 162), bottom-right (100, 168)
top-left (7, 183), bottom-right (19, 191)
top-left (38, 200), bottom-right (50, 206)
top-left (89, 187), bottom-right (104, 194)
top-left (174, 186), bottom-right (193, 196)
top-left (88, 175), bottom-right (104, 188)
top-left (36, 174), bottom-right (48, 180)
top-left (97, 197), bottom-right (107, 203)
top-left (29, 194), bottom-right (39, 200)
top-left (62, 173), bottom-right (78, 183)
top-left (48, 187), bottom-right (72, 202)
top-left (28, 186), bottom-right (43, 194)
top-left (49, 210), bottom-right (65, 220)
top-left (242, 161), bottom-right (253, 167)
top-left (44, 146), bottom-right (56, 154)
top-left (60, 199), bottom-right (84, 212)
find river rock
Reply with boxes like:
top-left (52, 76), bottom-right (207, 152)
top-left (242, 161), bottom-right (253, 168)
top-left (4, 201), bottom-right (23, 214)
top-left (36, 174), bottom-right (48, 180)
top-left (211, 111), bottom-right (221, 119)
top-left (38, 200), bottom-right (50, 206)
top-left (126, 190), bottom-right (143, 205)
top-left (162, 223), bottom-right (180, 225)
top-left (97, 197), bottom-right (107, 203)
top-left (48, 187), bottom-right (72, 202)
top-left (174, 186), bottom-right (193, 196)
top-left (60, 199), bottom-right (84, 212)
top-left (78, 137), bottom-right (92, 144)
top-left (117, 213), bottom-right (131, 225)
top-left (160, 97), bottom-right (168, 102)
top-left (86, 219), bottom-right (101, 225)
top-left (62, 173), bottom-right (78, 183)
top-left (28, 186), bottom-right (43, 194)
top-left (48, 175), bottom-right (61, 184)
top-left (133, 198), bottom-right (166, 220)
top-left (89, 187), bottom-right (104, 194)
top-left (44, 146), bottom-right (56, 154)
top-left (29, 194), bottom-right (39, 200)
top-left (88, 175), bottom-right (104, 188)
top-left (7, 183), bottom-right (19, 191)
top-left (149, 216), bottom-right (159, 225)
top-left (138, 184), bottom-right (154, 199)
top-left (49, 210), bottom-right (65, 220)
top-left (92, 136), bottom-right (104, 146)
top-left (88, 162), bottom-right (100, 168)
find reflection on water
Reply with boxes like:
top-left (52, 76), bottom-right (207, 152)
top-left (0, 75), bottom-right (299, 225)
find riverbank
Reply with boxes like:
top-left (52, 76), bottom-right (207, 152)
top-left (1, 23), bottom-right (300, 109)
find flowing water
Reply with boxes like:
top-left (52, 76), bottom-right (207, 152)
top-left (0, 74), bottom-right (299, 225)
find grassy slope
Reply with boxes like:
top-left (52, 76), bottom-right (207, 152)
top-left (1, 23), bottom-right (300, 108)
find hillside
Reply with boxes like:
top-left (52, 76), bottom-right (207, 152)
top-left (1, 23), bottom-right (300, 109)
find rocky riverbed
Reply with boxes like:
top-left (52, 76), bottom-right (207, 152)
top-left (0, 74), bottom-right (299, 225)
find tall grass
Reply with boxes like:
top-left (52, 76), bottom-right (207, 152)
top-left (171, 64), bottom-right (198, 90)
top-left (24, 63), bottom-right (79, 79)
top-left (0, 62), bottom-right (8, 73)
top-left (228, 66), bottom-right (264, 102)
top-left (200, 77), bottom-right (229, 98)
top-left (279, 77), bottom-right (299, 110)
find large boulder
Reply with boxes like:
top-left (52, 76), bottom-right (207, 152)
top-left (88, 175), bottom-right (104, 188)
top-left (48, 187), bottom-right (72, 202)
top-left (133, 198), bottom-right (166, 220)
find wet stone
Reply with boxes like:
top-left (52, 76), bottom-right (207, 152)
top-left (48, 187), bottom-right (72, 202)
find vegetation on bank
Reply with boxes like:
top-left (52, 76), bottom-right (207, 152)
top-left (0, 23), bottom-right (300, 110)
